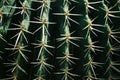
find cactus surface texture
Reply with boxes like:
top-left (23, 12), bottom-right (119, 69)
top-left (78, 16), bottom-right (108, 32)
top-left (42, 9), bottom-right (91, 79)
top-left (0, 0), bottom-right (120, 80)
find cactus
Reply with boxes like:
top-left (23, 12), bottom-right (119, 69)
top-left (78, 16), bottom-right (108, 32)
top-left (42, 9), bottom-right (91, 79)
top-left (0, 0), bottom-right (120, 80)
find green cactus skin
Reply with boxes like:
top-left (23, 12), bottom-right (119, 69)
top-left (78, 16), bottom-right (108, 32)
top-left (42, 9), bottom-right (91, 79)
top-left (29, 0), bottom-right (55, 79)
top-left (0, 0), bottom-right (120, 80)
top-left (53, 1), bottom-right (81, 80)
top-left (1, 0), bottom-right (32, 79)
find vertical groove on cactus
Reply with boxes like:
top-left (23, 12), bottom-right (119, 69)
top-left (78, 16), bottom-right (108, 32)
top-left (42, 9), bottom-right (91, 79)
top-left (0, 0), bottom-right (16, 79)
